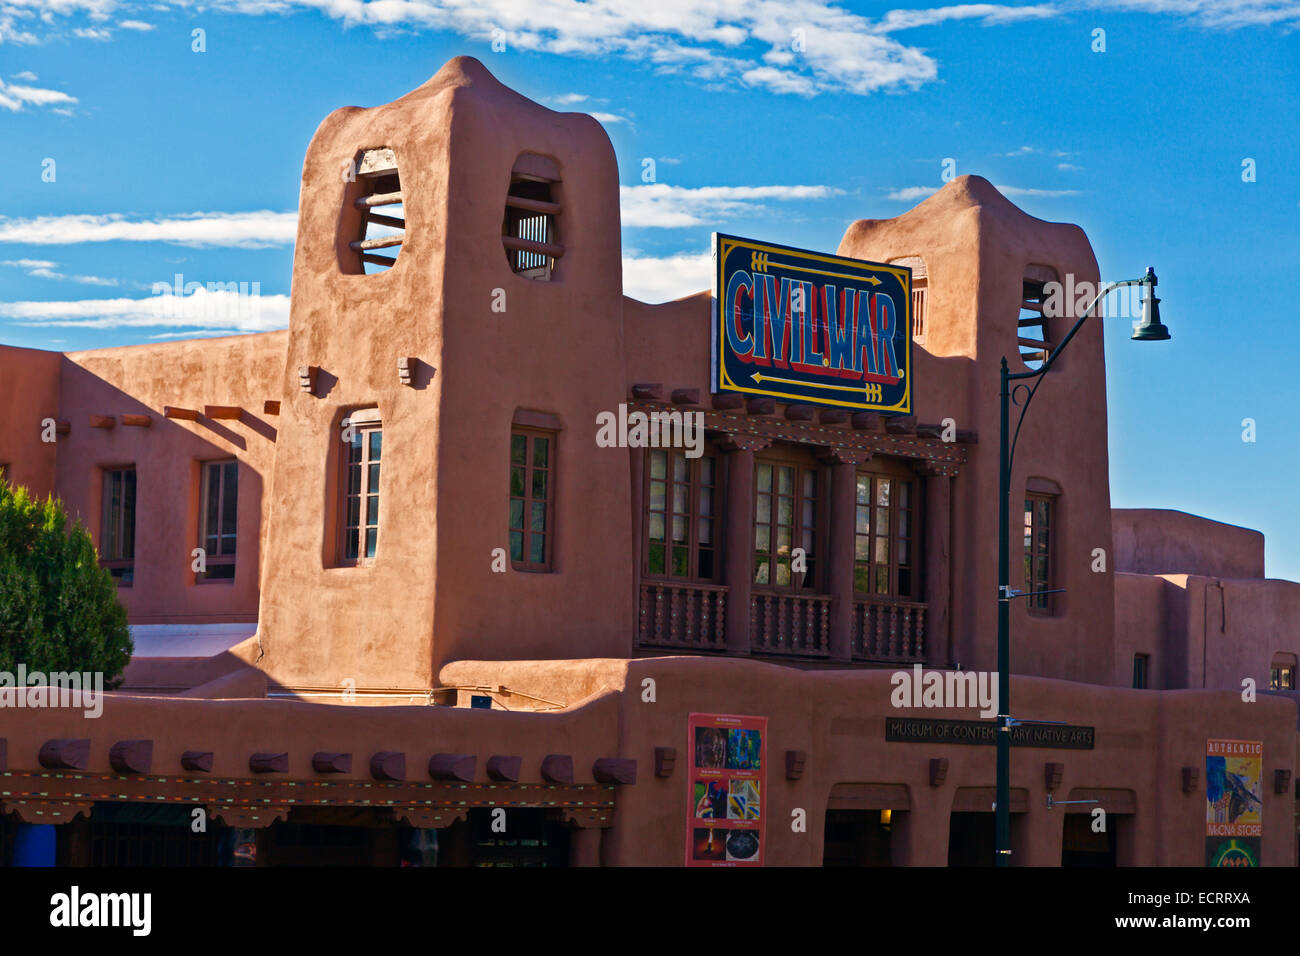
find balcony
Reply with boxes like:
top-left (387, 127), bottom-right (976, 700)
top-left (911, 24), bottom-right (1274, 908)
top-left (638, 581), bottom-right (727, 651)
top-left (750, 591), bottom-right (831, 657)
top-left (851, 599), bottom-right (926, 662)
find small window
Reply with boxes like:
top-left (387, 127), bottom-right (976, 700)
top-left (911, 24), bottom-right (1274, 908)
top-left (350, 148), bottom-right (404, 273)
top-left (198, 460), bottom-right (238, 581)
top-left (339, 413), bottom-right (382, 566)
top-left (502, 153), bottom-right (562, 280)
top-left (754, 455), bottom-right (820, 591)
top-left (510, 428), bottom-right (555, 571)
top-left (101, 466), bottom-right (137, 586)
top-left (1270, 654), bottom-right (1297, 690)
top-left (1133, 653), bottom-right (1149, 689)
top-left (644, 447), bottom-right (720, 582)
top-left (853, 466), bottom-right (919, 599)
top-left (1023, 492), bottom-right (1055, 613)
top-left (1018, 265), bottom-right (1059, 371)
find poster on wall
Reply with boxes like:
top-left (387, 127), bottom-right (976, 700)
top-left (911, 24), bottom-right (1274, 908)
top-left (1205, 738), bottom-right (1262, 867)
top-left (686, 713), bottom-right (767, 867)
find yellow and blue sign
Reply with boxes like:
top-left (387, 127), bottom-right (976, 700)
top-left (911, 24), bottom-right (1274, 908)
top-left (712, 233), bottom-right (911, 413)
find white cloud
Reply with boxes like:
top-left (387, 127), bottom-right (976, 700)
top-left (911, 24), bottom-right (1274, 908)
top-left (886, 186), bottom-right (940, 200)
top-left (11, 71), bottom-right (38, 81)
top-left (0, 211), bottom-right (298, 247)
top-left (886, 183), bottom-right (1080, 200)
top-left (118, 19), bottom-right (154, 30)
top-left (0, 287), bottom-right (290, 333)
top-left (622, 249), bottom-right (712, 303)
top-left (621, 183), bottom-right (843, 227)
top-left (874, 4), bottom-right (1059, 32)
top-left (0, 78), bottom-right (77, 112)
top-left (1057, 162), bottom-right (1083, 171)
top-left (550, 93), bottom-right (589, 104)
top-left (589, 111), bottom-right (631, 125)
top-left (0, 257), bottom-right (118, 285)
top-left (74, 26), bottom-right (112, 39)
top-left (999, 145), bottom-right (1074, 158)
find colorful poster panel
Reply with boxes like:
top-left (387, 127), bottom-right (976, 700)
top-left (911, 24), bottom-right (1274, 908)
top-left (687, 713), bottom-right (767, 867)
top-left (1205, 738), bottom-right (1262, 867)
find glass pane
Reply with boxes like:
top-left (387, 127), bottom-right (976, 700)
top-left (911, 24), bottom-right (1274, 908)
top-left (801, 500), bottom-right (814, 529)
top-left (648, 543), bottom-right (665, 574)
top-left (649, 513), bottom-right (665, 542)
top-left (874, 536), bottom-right (889, 564)
top-left (1037, 500), bottom-right (1049, 526)
top-left (755, 525), bottom-right (770, 552)
top-left (898, 511), bottom-right (911, 538)
top-left (899, 482), bottom-right (911, 507)
top-left (533, 437), bottom-right (548, 469)
top-left (349, 463), bottom-right (362, 496)
top-left (1036, 556), bottom-right (1049, 587)
top-left (122, 470), bottom-right (136, 558)
top-left (530, 501), bottom-right (546, 532)
top-left (856, 505), bottom-right (869, 534)
top-left (510, 467), bottom-right (525, 497)
top-left (348, 433), bottom-right (363, 463)
top-left (778, 466), bottom-right (793, 495)
top-left (1023, 554), bottom-right (1033, 589)
top-left (529, 533), bottom-right (545, 564)
top-left (650, 480), bottom-right (666, 512)
top-left (531, 469), bottom-right (547, 501)
top-left (672, 484), bottom-right (687, 515)
top-left (1023, 501), bottom-right (1033, 529)
top-left (672, 515), bottom-right (686, 543)
top-left (856, 475), bottom-right (869, 505)
top-left (700, 457), bottom-right (714, 486)
top-left (855, 536), bottom-right (869, 560)
top-left (756, 493), bottom-right (770, 522)
top-left (756, 463), bottom-right (771, 493)
top-left (854, 564), bottom-right (871, 592)
top-left (368, 463), bottom-right (381, 495)
top-left (204, 467), bottom-right (220, 542)
top-left (346, 531), bottom-right (359, 561)
top-left (754, 556), bottom-right (770, 584)
top-left (777, 498), bottom-right (793, 526)
top-left (365, 527), bottom-right (377, 558)
top-left (671, 546), bottom-right (688, 577)
top-left (899, 539), bottom-right (909, 563)
top-left (698, 517), bottom-right (712, 545)
top-left (776, 526), bottom-right (791, 551)
top-left (672, 453), bottom-right (686, 482)
top-left (804, 531), bottom-right (814, 554)
top-left (368, 429), bottom-right (382, 461)
top-left (511, 434), bottom-right (527, 465)
top-left (510, 531), bottom-right (523, 561)
top-left (1037, 529), bottom-right (1049, 553)
top-left (347, 495), bottom-right (361, 528)
top-left (510, 499), bottom-right (523, 530)
top-left (875, 564), bottom-right (888, 594)
top-left (699, 487), bottom-right (713, 517)
top-left (649, 450), bottom-right (666, 480)
top-left (776, 559), bottom-right (791, 586)
top-left (876, 478), bottom-right (890, 507)
top-left (898, 567), bottom-right (912, 596)
top-left (698, 548), bottom-right (714, 580)
top-left (221, 464), bottom-right (238, 538)
top-left (205, 534), bottom-right (218, 554)
top-left (367, 493), bottom-right (379, 525)
top-left (802, 469), bottom-right (815, 499)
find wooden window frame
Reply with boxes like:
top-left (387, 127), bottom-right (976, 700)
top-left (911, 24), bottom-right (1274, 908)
top-left (338, 419), bottom-right (383, 567)
top-left (509, 426), bottom-right (556, 572)
top-left (1270, 656), bottom-right (1296, 691)
top-left (753, 447), bottom-right (825, 593)
top-left (853, 460), bottom-right (922, 601)
top-left (198, 459), bottom-right (238, 583)
top-left (1133, 653), bottom-right (1149, 689)
top-left (642, 445), bottom-right (723, 584)
top-left (1023, 491), bottom-right (1056, 614)
top-left (100, 465), bottom-right (137, 586)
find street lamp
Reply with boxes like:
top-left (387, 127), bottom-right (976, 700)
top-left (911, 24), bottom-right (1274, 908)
top-left (994, 267), bottom-right (1169, 866)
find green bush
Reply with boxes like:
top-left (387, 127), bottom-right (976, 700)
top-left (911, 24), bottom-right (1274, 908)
top-left (0, 480), bottom-right (132, 687)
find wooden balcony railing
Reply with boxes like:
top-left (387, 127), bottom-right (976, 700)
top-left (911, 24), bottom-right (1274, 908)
top-left (638, 581), bottom-right (728, 651)
top-left (851, 599), bottom-right (926, 662)
top-left (750, 591), bottom-right (831, 657)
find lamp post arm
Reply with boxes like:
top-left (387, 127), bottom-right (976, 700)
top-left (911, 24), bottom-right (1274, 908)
top-left (1005, 277), bottom-right (1146, 474)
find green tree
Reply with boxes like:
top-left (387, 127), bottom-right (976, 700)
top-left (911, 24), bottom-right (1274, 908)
top-left (0, 480), bottom-right (132, 686)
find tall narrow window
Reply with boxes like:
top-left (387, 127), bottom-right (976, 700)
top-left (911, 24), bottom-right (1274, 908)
top-left (101, 466), bottom-right (137, 585)
top-left (510, 428), bottom-right (555, 571)
top-left (1133, 653), bottom-right (1149, 689)
top-left (1018, 265), bottom-right (1059, 371)
top-left (340, 413), bottom-right (382, 566)
top-left (198, 459), bottom-right (238, 581)
top-left (853, 467), bottom-right (918, 599)
top-left (350, 148), bottom-right (404, 274)
top-left (1024, 493), bottom-right (1055, 612)
top-left (502, 153), bottom-right (563, 280)
top-left (645, 448), bottom-right (719, 581)
top-left (754, 457), bottom-right (819, 590)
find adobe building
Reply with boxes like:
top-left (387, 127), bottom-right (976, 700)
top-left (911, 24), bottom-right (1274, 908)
top-left (0, 56), bottom-right (1296, 867)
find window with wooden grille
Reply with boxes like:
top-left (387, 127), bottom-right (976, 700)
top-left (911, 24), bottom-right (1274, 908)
top-left (502, 153), bottom-right (563, 280)
top-left (644, 448), bottom-right (720, 582)
top-left (350, 148), bottom-right (404, 273)
top-left (853, 467), bottom-right (918, 599)
top-left (1270, 654), bottom-right (1296, 690)
top-left (911, 279), bottom-right (927, 343)
top-left (509, 428), bottom-right (555, 571)
top-left (754, 455), bottom-right (820, 591)
top-left (100, 466), bottom-right (137, 585)
top-left (339, 411), bottom-right (382, 566)
top-left (1023, 492), bottom-right (1055, 612)
top-left (1018, 265), bottom-right (1059, 370)
top-left (197, 459), bottom-right (237, 581)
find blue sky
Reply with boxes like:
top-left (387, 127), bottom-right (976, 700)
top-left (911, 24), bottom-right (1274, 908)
top-left (1, 1), bottom-right (1298, 577)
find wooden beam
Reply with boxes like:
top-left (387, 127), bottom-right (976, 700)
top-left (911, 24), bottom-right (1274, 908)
top-left (428, 753), bottom-right (476, 782)
top-left (120, 414), bottom-right (151, 428)
top-left (311, 752), bottom-right (352, 774)
top-left (541, 754), bottom-right (574, 785)
top-left (54, 420), bottom-right (71, 435)
top-left (885, 414), bottom-right (917, 435)
top-left (501, 235), bottom-right (565, 259)
top-left (504, 195), bottom-right (561, 216)
top-left (819, 409), bottom-right (849, 425)
top-left (249, 752), bottom-right (288, 774)
top-left (361, 252), bottom-right (397, 268)
top-left (181, 750), bottom-right (214, 773)
top-left (710, 393), bottom-right (744, 411)
top-left (784, 404), bottom-right (814, 422)
top-left (1017, 337), bottom-right (1050, 350)
top-left (851, 412), bottom-right (883, 432)
top-left (354, 191), bottom-right (403, 208)
top-left (630, 383), bottom-right (663, 401)
top-left (592, 758), bottom-right (637, 785)
top-left (486, 755), bottom-right (522, 782)
top-left (365, 211), bottom-right (405, 229)
top-left (39, 738), bottom-right (90, 771)
top-left (370, 751), bottom-right (405, 781)
top-left (89, 415), bottom-right (115, 429)
top-left (263, 400), bottom-right (280, 415)
top-left (204, 405), bottom-right (241, 420)
top-left (350, 234), bottom-right (403, 251)
top-left (746, 397), bottom-right (775, 415)
top-left (670, 388), bottom-right (700, 405)
top-left (109, 740), bottom-right (154, 774)
top-left (164, 406), bottom-right (199, 421)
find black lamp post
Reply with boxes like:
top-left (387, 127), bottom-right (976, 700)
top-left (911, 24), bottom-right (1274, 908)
top-left (994, 267), bottom-right (1169, 866)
